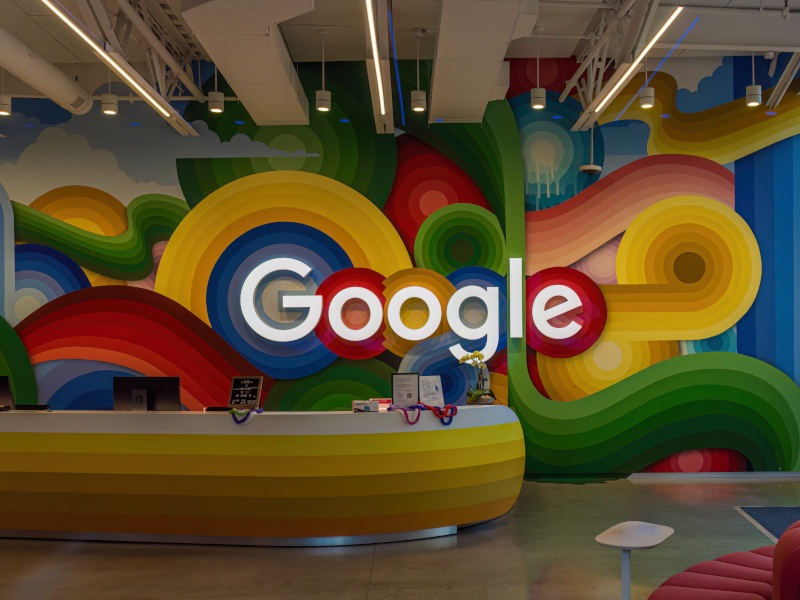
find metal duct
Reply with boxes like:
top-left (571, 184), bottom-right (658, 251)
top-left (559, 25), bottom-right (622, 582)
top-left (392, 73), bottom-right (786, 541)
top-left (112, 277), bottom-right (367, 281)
top-left (429, 0), bottom-right (531, 123)
top-left (0, 24), bottom-right (93, 115)
top-left (181, 0), bottom-right (314, 126)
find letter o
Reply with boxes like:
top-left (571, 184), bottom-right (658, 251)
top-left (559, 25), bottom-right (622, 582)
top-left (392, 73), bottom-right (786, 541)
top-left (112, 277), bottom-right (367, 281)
top-left (328, 287), bottom-right (384, 342)
top-left (386, 286), bottom-right (442, 341)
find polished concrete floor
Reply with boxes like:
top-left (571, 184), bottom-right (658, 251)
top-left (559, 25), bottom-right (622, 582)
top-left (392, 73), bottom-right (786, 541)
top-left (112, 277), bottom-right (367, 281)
top-left (1, 478), bottom-right (799, 599)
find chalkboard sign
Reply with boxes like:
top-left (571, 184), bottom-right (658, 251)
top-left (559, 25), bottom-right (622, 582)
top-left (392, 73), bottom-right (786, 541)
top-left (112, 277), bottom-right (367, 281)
top-left (228, 376), bottom-right (263, 409)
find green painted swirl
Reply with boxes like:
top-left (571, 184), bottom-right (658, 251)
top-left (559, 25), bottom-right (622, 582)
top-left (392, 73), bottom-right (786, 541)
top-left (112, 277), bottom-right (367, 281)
top-left (178, 62), bottom-right (396, 209)
top-left (414, 204), bottom-right (507, 276)
top-left (412, 99), bottom-right (800, 474)
top-left (517, 353), bottom-right (800, 473)
top-left (264, 358), bottom-right (393, 412)
top-left (0, 316), bottom-right (36, 403)
top-left (13, 194), bottom-right (189, 280)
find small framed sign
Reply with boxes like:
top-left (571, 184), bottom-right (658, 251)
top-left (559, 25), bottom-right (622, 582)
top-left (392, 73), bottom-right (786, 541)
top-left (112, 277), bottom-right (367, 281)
top-left (420, 375), bottom-right (445, 407)
top-left (228, 376), bottom-right (263, 409)
top-left (392, 373), bottom-right (420, 408)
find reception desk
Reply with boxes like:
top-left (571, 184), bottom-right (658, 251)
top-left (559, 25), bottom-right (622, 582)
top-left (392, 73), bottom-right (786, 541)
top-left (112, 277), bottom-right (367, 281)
top-left (0, 406), bottom-right (524, 546)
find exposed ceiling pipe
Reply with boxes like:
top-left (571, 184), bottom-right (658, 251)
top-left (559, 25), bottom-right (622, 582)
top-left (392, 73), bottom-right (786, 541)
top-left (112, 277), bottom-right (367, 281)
top-left (0, 23), bottom-right (93, 115)
top-left (559, 0), bottom-right (639, 102)
top-left (767, 52), bottom-right (800, 108)
top-left (114, 0), bottom-right (204, 100)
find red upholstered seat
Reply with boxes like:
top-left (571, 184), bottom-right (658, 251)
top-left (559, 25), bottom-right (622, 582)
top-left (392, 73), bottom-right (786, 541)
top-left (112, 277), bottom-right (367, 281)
top-left (661, 571), bottom-right (773, 598)
top-left (649, 520), bottom-right (800, 600)
top-left (716, 551), bottom-right (774, 571)
top-left (773, 525), bottom-right (800, 600)
top-left (650, 587), bottom-right (767, 600)
top-left (687, 560), bottom-right (773, 584)
top-left (752, 546), bottom-right (776, 558)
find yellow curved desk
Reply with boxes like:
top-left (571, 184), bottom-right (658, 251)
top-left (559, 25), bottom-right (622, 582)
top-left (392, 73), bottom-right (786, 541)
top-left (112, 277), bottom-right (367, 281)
top-left (0, 406), bottom-right (524, 546)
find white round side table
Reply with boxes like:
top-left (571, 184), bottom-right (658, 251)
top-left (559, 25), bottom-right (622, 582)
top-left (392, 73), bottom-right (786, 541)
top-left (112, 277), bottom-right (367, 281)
top-left (596, 521), bottom-right (674, 600)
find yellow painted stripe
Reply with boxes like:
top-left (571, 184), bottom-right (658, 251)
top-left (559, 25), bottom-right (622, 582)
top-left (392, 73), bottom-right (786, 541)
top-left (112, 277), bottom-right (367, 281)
top-left (0, 497), bottom-right (517, 538)
top-left (0, 457), bottom-right (524, 498)
top-left (0, 423), bottom-right (521, 456)
top-left (0, 476), bottom-right (522, 519)
top-left (0, 440), bottom-right (524, 477)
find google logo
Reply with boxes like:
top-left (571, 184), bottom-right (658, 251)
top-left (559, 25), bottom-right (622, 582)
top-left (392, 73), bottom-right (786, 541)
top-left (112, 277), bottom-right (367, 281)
top-left (240, 258), bottom-right (607, 361)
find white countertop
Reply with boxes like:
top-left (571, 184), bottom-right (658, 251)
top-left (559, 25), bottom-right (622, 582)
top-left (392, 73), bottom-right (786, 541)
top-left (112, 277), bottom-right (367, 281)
top-left (0, 405), bottom-right (519, 436)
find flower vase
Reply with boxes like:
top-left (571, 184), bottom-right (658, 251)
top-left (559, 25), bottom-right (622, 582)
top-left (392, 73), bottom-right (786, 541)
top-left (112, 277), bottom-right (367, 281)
top-left (467, 366), bottom-right (496, 405)
top-left (467, 390), bottom-right (496, 405)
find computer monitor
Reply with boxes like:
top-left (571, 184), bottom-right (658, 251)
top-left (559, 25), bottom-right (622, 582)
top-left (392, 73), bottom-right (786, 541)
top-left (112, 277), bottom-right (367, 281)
top-left (113, 377), bottom-right (182, 411)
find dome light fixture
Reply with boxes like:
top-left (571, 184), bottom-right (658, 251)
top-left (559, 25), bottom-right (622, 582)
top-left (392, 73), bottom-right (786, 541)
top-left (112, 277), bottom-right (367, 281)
top-left (316, 29), bottom-right (331, 112)
top-left (411, 28), bottom-right (426, 112)
top-left (531, 33), bottom-right (545, 110)
top-left (746, 52), bottom-right (761, 107)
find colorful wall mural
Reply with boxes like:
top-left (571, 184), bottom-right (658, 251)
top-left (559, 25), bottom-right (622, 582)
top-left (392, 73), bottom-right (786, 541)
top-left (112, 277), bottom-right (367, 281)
top-left (1, 57), bottom-right (799, 476)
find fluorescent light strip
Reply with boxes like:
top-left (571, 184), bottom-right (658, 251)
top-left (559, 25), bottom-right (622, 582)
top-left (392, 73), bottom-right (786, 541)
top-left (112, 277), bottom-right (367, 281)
top-left (613, 16), bottom-right (701, 121)
top-left (595, 6), bottom-right (684, 113)
top-left (40, 0), bottom-right (171, 118)
top-left (364, 0), bottom-right (386, 115)
top-left (105, 55), bottom-right (170, 118)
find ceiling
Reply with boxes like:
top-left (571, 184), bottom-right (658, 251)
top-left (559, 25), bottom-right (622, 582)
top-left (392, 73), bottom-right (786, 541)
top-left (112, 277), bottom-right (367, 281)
top-left (1, 0), bottom-right (799, 128)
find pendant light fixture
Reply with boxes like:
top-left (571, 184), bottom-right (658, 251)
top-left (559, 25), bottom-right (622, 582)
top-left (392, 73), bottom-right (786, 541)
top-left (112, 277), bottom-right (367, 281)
top-left (640, 57), bottom-right (654, 109)
top-left (411, 28), bottom-right (426, 112)
top-left (0, 68), bottom-right (10, 116)
top-left (101, 68), bottom-right (118, 115)
top-left (531, 33), bottom-right (546, 110)
top-left (582, 124), bottom-right (602, 176)
top-left (316, 29), bottom-right (331, 112)
top-left (208, 65), bottom-right (224, 113)
top-left (746, 52), bottom-right (761, 107)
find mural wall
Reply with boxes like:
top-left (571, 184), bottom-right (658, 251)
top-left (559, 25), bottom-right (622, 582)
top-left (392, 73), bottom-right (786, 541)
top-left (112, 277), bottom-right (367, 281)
top-left (1, 57), bottom-right (799, 476)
